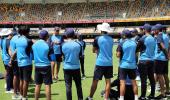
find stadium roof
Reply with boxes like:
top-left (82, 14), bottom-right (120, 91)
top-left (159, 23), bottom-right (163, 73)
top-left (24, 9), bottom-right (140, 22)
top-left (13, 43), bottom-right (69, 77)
top-left (0, 0), bottom-right (131, 4)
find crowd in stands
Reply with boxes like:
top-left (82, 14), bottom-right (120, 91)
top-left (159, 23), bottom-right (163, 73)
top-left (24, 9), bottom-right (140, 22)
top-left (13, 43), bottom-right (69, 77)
top-left (0, 0), bottom-right (170, 22)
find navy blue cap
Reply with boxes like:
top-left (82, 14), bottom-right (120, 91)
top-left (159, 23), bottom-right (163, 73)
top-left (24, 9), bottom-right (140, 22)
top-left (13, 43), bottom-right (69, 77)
top-left (143, 24), bottom-right (152, 31)
top-left (151, 26), bottom-right (157, 31)
top-left (39, 30), bottom-right (49, 39)
top-left (155, 24), bottom-right (163, 30)
top-left (64, 28), bottom-right (75, 37)
top-left (122, 29), bottom-right (131, 35)
top-left (131, 29), bottom-right (138, 33)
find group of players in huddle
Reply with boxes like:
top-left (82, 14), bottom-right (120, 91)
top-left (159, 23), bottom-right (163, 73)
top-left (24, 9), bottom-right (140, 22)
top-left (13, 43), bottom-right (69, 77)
top-left (0, 22), bottom-right (170, 100)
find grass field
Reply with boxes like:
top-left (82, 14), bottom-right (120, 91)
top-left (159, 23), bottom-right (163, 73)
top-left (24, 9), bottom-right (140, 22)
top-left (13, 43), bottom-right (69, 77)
top-left (0, 45), bottom-right (169, 100)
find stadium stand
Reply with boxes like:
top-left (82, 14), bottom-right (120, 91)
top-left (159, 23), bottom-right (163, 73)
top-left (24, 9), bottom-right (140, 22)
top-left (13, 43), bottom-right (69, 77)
top-left (0, 0), bottom-right (169, 22)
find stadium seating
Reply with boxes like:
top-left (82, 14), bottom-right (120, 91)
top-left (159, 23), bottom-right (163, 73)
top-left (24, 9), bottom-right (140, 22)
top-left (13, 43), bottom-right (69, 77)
top-left (0, 0), bottom-right (169, 22)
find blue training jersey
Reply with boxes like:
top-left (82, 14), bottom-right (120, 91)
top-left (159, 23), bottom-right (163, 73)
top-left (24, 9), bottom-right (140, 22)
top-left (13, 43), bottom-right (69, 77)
top-left (154, 32), bottom-right (168, 61)
top-left (0, 38), bottom-right (4, 61)
top-left (10, 35), bottom-right (19, 61)
top-left (1, 38), bottom-right (10, 65)
top-left (15, 35), bottom-right (32, 67)
top-left (162, 33), bottom-right (169, 52)
top-left (139, 35), bottom-right (156, 61)
top-left (62, 40), bottom-right (81, 70)
top-left (93, 34), bottom-right (113, 66)
top-left (32, 40), bottom-right (51, 67)
top-left (51, 34), bottom-right (63, 54)
top-left (118, 39), bottom-right (137, 69)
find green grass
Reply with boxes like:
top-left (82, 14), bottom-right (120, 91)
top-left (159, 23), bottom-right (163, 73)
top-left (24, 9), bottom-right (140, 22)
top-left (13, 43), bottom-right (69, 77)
top-left (0, 45), bottom-right (169, 100)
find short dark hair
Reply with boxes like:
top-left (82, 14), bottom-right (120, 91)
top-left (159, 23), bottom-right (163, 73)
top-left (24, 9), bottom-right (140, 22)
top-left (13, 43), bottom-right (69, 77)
top-left (18, 25), bottom-right (30, 35)
top-left (126, 34), bottom-right (133, 38)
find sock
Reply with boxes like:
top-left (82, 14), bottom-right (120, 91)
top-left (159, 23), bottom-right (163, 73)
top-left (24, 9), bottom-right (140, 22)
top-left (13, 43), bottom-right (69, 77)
top-left (135, 95), bottom-right (138, 100)
top-left (88, 96), bottom-right (93, 100)
top-left (22, 97), bottom-right (27, 100)
top-left (119, 96), bottom-right (124, 100)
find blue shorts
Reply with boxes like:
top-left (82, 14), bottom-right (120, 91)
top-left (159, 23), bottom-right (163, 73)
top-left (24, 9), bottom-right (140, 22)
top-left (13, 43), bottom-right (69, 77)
top-left (19, 65), bottom-right (32, 81)
top-left (50, 54), bottom-right (56, 61)
top-left (154, 60), bottom-right (167, 75)
top-left (35, 66), bottom-right (52, 85)
top-left (93, 66), bottom-right (113, 80)
top-left (119, 68), bottom-right (136, 80)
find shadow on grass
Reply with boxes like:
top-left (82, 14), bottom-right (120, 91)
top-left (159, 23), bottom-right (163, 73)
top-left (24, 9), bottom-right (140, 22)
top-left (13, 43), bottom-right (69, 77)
top-left (82, 74), bottom-right (118, 79)
top-left (51, 93), bottom-right (59, 95)
top-left (52, 79), bottom-right (65, 83)
top-left (28, 93), bottom-right (46, 98)
top-left (29, 84), bottom-right (35, 87)
top-left (113, 73), bottom-right (118, 76)
top-left (58, 79), bottom-right (65, 82)
top-left (85, 76), bottom-right (93, 78)
top-left (28, 93), bottom-right (59, 98)
top-left (53, 76), bottom-right (94, 82)
top-left (53, 75), bottom-right (118, 81)
top-left (28, 88), bottom-right (35, 93)
top-left (0, 73), bottom-right (4, 79)
top-left (28, 87), bottom-right (45, 93)
top-left (167, 96), bottom-right (170, 99)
